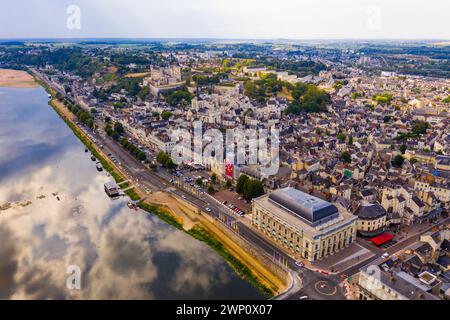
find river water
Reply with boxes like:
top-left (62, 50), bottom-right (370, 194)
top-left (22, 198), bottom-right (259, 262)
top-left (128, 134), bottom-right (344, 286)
top-left (0, 86), bottom-right (263, 300)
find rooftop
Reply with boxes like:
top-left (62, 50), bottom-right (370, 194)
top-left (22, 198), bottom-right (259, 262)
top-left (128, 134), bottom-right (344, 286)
top-left (253, 188), bottom-right (357, 237)
top-left (268, 187), bottom-right (339, 225)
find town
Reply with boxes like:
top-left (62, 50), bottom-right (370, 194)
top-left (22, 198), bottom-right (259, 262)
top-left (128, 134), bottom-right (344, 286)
top-left (1, 39), bottom-right (449, 301)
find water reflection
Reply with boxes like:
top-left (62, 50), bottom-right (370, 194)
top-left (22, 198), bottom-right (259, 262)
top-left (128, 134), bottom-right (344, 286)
top-left (0, 87), bottom-right (263, 300)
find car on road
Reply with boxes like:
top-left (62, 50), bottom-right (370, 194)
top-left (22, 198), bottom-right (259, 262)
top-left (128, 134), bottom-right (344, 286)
top-left (299, 296), bottom-right (309, 300)
top-left (205, 208), bottom-right (211, 212)
top-left (295, 261), bottom-right (305, 268)
top-left (181, 195), bottom-right (187, 199)
top-left (382, 253), bottom-right (390, 259)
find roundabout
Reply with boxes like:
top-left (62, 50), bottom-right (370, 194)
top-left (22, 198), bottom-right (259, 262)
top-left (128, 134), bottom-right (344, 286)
top-left (314, 280), bottom-right (338, 296)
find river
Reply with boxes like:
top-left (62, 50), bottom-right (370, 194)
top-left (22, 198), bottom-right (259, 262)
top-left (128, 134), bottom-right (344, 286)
top-left (0, 86), bottom-right (263, 300)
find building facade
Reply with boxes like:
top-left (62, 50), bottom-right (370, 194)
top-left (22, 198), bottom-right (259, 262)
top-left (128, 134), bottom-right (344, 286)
top-left (252, 187), bottom-right (357, 262)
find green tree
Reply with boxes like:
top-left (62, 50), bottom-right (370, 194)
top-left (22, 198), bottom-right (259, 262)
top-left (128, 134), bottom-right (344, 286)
top-left (412, 121), bottom-right (429, 135)
top-left (236, 174), bottom-right (249, 195)
top-left (400, 144), bottom-right (407, 154)
top-left (114, 122), bottom-right (124, 135)
top-left (393, 154), bottom-right (405, 168)
top-left (156, 152), bottom-right (170, 165)
top-left (165, 158), bottom-right (176, 169)
top-left (341, 151), bottom-right (351, 163)
top-left (211, 173), bottom-right (217, 184)
top-left (161, 111), bottom-right (173, 120)
top-left (112, 132), bottom-right (120, 141)
top-left (337, 133), bottom-right (346, 142)
top-left (348, 135), bottom-right (353, 145)
top-left (243, 179), bottom-right (264, 201)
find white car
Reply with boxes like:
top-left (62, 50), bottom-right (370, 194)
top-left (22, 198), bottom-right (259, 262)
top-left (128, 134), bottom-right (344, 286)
top-left (295, 261), bottom-right (305, 268)
top-left (382, 253), bottom-right (390, 259)
top-left (181, 195), bottom-right (187, 199)
top-left (299, 296), bottom-right (309, 300)
top-left (205, 208), bottom-right (211, 212)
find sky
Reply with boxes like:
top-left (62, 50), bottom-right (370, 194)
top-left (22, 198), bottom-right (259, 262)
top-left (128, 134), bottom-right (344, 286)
top-left (1, 0), bottom-right (449, 40)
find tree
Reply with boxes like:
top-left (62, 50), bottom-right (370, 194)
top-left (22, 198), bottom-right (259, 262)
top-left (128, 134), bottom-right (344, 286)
top-left (207, 185), bottom-right (215, 194)
top-left (156, 152), bottom-right (170, 165)
top-left (114, 122), bottom-right (124, 135)
top-left (243, 179), bottom-right (264, 201)
top-left (211, 173), bottom-right (217, 184)
top-left (137, 151), bottom-right (147, 161)
top-left (393, 154), bottom-right (405, 168)
top-left (138, 86), bottom-right (149, 100)
top-left (195, 178), bottom-right (203, 186)
top-left (412, 121), bottom-right (429, 136)
top-left (225, 179), bottom-right (232, 188)
top-left (348, 135), bottom-right (353, 145)
top-left (165, 158), bottom-right (176, 169)
top-left (112, 132), bottom-right (120, 141)
top-left (373, 93), bottom-right (393, 105)
top-left (161, 111), bottom-right (173, 120)
top-left (400, 144), bottom-right (407, 154)
top-left (165, 89), bottom-right (193, 107)
top-left (337, 133), bottom-right (346, 142)
top-left (236, 174), bottom-right (249, 195)
top-left (341, 151), bottom-right (351, 163)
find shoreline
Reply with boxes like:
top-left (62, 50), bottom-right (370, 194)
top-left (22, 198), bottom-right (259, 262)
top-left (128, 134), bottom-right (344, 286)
top-left (35, 76), bottom-right (284, 297)
top-left (0, 69), bottom-right (39, 88)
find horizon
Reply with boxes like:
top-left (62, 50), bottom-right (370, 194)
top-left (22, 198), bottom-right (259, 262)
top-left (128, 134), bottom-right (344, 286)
top-left (1, 37), bottom-right (449, 42)
top-left (1, 1), bottom-right (449, 40)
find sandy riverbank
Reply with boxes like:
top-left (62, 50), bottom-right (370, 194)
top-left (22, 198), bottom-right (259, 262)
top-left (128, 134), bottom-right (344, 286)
top-left (0, 69), bottom-right (38, 88)
top-left (149, 191), bottom-right (287, 294)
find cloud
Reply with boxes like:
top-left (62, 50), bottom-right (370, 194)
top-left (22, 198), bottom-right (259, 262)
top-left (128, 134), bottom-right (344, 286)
top-left (0, 0), bottom-right (448, 39)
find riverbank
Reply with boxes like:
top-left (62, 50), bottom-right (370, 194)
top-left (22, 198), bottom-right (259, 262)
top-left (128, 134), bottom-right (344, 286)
top-left (148, 192), bottom-right (287, 295)
top-left (0, 69), bottom-right (39, 88)
top-left (36, 75), bottom-right (283, 297)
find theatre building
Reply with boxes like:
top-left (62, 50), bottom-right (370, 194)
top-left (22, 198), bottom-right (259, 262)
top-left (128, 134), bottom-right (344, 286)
top-left (252, 187), bottom-right (357, 262)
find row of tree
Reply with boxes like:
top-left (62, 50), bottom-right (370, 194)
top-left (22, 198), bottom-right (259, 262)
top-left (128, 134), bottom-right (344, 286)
top-left (67, 103), bottom-right (95, 129)
top-left (105, 122), bottom-right (124, 141)
top-left (119, 137), bottom-right (147, 162)
top-left (156, 152), bottom-right (176, 169)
